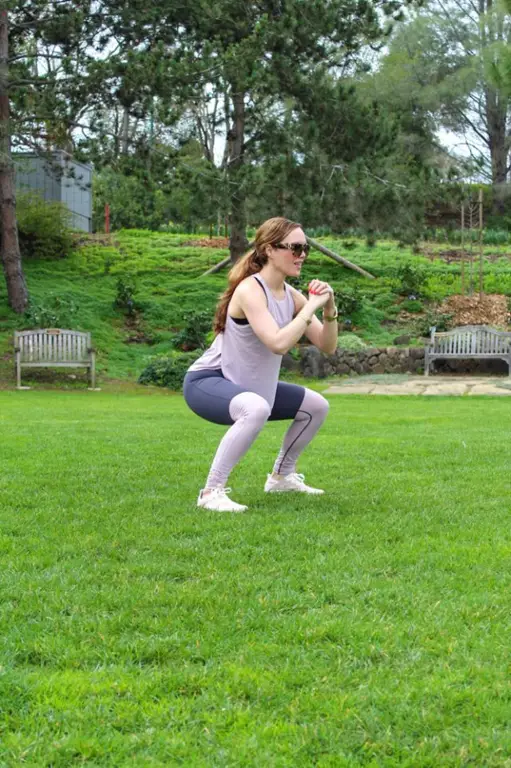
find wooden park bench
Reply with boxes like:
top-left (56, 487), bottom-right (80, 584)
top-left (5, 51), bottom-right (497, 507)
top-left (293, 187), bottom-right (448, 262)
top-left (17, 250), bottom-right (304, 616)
top-left (14, 329), bottom-right (97, 389)
top-left (424, 325), bottom-right (511, 376)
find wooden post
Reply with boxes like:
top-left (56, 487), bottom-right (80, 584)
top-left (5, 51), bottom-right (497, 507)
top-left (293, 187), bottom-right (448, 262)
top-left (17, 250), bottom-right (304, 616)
top-left (468, 201), bottom-right (474, 296)
top-left (201, 256), bottom-right (231, 277)
top-left (89, 351), bottom-right (96, 389)
top-left (306, 236), bottom-right (375, 279)
top-left (14, 331), bottom-right (21, 388)
top-left (478, 188), bottom-right (484, 299)
top-left (200, 237), bottom-right (376, 279)
top-left (460, 203), bottom-right (465, 296)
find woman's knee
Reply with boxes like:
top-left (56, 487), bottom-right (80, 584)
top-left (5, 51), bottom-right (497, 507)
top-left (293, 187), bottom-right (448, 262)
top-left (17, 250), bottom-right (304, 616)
top-left (303, 389), bottom-right (330, 419)
top-left (229, 392), bottom-right (271, 425)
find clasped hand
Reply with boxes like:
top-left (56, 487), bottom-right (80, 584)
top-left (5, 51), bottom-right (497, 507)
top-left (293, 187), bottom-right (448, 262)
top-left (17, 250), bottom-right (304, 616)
top-left (308, 280), bottom-right (335, 311)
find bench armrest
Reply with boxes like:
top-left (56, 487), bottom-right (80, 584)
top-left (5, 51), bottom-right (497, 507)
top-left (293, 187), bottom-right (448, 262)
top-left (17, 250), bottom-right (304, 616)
top-left (87, 347), bottom-right (96, 354)
top-left (14, 346), bottom-right (20, 353)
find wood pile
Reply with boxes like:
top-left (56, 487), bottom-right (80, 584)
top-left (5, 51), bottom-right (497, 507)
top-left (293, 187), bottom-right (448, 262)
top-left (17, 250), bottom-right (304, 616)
top-left (440, 294), bottom-right (510, 328)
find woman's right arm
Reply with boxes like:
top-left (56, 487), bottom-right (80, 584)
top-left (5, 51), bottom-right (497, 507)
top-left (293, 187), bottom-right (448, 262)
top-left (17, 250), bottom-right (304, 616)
top-left (235, 281), bottom-right (329, 355)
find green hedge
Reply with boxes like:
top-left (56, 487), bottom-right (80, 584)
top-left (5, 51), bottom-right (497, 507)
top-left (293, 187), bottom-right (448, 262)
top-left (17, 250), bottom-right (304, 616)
top-left (138, 352), bottom-right (202, 391)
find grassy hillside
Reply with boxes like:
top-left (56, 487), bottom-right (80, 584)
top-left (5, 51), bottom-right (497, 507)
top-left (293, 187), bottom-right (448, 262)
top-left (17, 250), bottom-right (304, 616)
top-left (1, 230), bottom-right (511, 388)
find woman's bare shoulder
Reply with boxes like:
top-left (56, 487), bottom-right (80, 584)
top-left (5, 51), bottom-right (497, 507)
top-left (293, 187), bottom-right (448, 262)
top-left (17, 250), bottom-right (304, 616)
top-left (234, 275), bottom-right (263, 298)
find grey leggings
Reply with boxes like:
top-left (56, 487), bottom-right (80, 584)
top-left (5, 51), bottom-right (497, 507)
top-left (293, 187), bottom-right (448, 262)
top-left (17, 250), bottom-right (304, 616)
top-left (183, 369), bottom-right (329, 488)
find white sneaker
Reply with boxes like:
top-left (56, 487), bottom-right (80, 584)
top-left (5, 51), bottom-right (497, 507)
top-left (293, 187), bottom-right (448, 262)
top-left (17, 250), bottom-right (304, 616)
top-left (264, 473), bottom-right (324, 495)
top-left (197, 487), bottom-right (247, 512)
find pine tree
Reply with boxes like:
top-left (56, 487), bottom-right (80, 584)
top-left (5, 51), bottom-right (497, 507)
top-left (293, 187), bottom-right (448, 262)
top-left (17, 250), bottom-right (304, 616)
top-left (174, 0), bottom-right (409, 260)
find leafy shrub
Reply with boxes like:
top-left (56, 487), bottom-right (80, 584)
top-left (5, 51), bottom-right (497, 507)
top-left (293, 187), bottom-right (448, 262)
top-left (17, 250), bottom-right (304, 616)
top-left (17, 192), bottom-right (74, 260)
top-left (172, 310), bottom-right (212, 351)
top-left (372, 292), bottom-right (398, 310)
top-left (113, 277), bottom-right (138, 317)
top-left (396, 228), bottom-right (421, 248)
top-left (25, 294), bottom-right (78, 328)
top-left (396, 263), bottom-right (427, 297)
top-left (336, 287), bottom-right (362, 318)
top-left (422, 274), bottom-right (459, 302)
top-left (479, 229), bottom-right (509, 246)
top-left (337, 333), bottom-right (367, 350)
top-left (401, 299), bottom-right (424, 313)
top-left (306, 225), bottom-right (332, 237)
top-left (484, 217), bottom-right (511, 233)
top-left (423, 226), bottom-right (511, 245)
top-left (138, 351), bottom-right (202, 391)
top-left (483, 273), bottom-right (511, 296)
top-left (415, 310), bottom-right (454, 337)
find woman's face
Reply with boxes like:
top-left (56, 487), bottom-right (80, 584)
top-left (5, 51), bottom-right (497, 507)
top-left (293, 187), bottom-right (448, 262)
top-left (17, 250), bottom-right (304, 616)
top-left (268, 227), bottom-right (309, 277)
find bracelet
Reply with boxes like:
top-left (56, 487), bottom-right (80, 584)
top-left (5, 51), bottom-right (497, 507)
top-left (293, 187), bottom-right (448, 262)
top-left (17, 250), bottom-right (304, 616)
top-left (323, 308), bottom-right (338, 322)
top-left (297, 312), bottom-right (312, 326)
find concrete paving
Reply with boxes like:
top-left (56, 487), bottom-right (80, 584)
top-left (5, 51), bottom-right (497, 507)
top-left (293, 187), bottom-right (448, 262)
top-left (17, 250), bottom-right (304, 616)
top-left (324, 376), bottom-right (511, 396)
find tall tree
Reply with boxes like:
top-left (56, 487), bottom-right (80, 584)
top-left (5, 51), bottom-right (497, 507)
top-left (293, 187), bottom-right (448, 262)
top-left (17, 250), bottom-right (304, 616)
top-left (372, 1), bottom-right (511, 212)
top-left (176, 0), bottom-right (410, 261)
top-left (0, 6), bottom-right (27, 312)
top-left (243, 76), bottom-right (447, 237)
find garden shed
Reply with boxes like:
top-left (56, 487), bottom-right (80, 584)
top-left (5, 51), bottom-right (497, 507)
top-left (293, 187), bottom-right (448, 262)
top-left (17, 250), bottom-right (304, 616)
top-left (14, 150), bottom-right (93, 232)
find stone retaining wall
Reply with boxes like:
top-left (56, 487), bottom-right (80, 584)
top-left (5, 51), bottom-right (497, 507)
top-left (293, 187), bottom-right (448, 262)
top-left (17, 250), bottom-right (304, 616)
top-left (291, 346), bottom-right (509, 378)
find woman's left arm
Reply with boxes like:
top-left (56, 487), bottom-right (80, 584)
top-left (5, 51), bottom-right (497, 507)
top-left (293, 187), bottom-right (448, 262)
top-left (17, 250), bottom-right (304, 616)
top-left (289, 281), bottom-right (338, 355)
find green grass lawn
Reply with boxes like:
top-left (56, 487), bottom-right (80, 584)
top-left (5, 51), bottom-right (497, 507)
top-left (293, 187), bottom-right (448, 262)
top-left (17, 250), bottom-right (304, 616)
top-left (2, 391), bottom-right (511, 766)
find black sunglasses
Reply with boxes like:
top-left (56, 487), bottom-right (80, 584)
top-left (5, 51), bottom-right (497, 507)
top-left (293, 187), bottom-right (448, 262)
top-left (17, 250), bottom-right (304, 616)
top-left (275, 242), bottom-right (310, 257)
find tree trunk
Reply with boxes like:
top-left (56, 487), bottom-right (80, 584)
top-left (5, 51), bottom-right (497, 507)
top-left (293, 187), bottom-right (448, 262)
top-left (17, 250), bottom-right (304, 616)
top-left (227, 87), bottom-right (249, 263)
top-left (121, 105), bottom-right (130, 155)
top-left (481, 0), bottom-right (509, 214)
top-left (0, 9), bottom-right (28, 314)
top-left (486, 87), bottom-right (508, 214)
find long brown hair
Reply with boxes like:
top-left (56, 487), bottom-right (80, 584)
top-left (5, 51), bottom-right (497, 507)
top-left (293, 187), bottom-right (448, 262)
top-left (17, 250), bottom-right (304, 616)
top-left (213, 217), bottom-right (301, 334)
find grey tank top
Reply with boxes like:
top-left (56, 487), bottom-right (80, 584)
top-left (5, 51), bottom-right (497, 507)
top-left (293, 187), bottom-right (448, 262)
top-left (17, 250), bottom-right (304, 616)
top-left (188, 274), bottom-right (296, 407)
